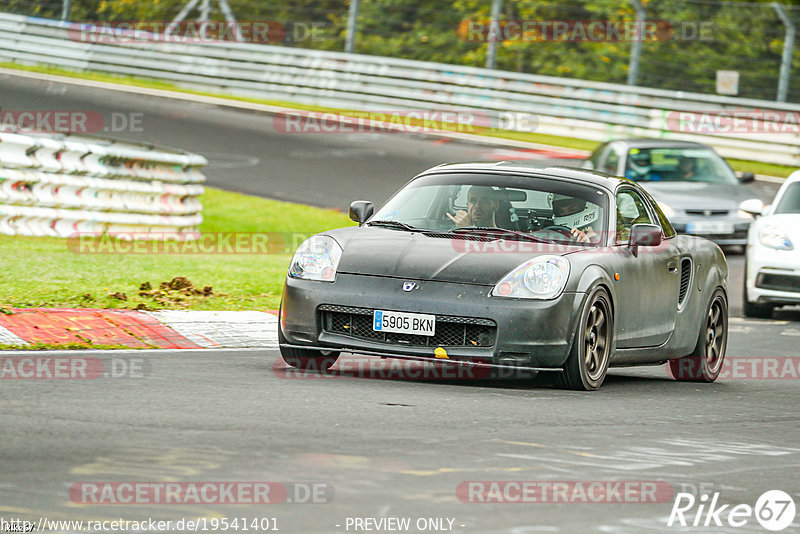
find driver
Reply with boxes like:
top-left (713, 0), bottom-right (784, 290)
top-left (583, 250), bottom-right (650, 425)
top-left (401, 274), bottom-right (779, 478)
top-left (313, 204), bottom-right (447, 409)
top-left (676, 156), bottom-right (697, 180)
top-left (447, 186), bottom-right (498, 227)
top-left (551, 194), bottom-right (602, 243)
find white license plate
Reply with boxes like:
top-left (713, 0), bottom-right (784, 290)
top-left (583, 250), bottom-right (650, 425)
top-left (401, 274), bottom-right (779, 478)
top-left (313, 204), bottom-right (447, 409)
top-left (373, 310), bottom-right (436, 336)
top-left (686, 221), bottom-right (734, 235)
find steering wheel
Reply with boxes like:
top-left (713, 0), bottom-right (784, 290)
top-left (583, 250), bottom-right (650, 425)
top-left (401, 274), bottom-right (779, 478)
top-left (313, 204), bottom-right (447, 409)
top-left (541, 225), bottom-right (574, 238)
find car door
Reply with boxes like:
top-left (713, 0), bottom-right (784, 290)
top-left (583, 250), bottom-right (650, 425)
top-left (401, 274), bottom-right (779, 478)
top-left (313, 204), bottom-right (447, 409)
top-left (611, 187), bottom-right (681, 348)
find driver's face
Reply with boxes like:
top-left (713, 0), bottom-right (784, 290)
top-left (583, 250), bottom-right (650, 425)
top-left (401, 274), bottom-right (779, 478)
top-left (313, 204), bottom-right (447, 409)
top-left (553, 197), bottom-right (585, 217)
top-left (467, 190), bottom-right (496, 226)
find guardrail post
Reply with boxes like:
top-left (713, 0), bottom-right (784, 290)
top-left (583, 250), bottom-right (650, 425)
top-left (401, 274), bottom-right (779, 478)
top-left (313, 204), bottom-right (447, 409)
top-left (627, 0), bottom-right (645, 86)
top-left (61, 0), bottom-right (70, 21)
top-left (345, 0), bottom-right (361, 53)
top-left (772, 2), bottom-right (795, 102)
top-left (485, 0), bottom-right (504, 69)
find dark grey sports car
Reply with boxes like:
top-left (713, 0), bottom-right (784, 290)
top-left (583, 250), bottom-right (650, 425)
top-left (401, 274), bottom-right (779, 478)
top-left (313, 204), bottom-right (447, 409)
top-left (278, 163), bottom-right (729, 390)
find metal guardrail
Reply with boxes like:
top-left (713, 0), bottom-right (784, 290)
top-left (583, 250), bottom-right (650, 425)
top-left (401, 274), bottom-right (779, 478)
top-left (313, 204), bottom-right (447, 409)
top-left (0, 130), bottom-right (206, 238)
top-left (1, 12), bottom-right (799, 166)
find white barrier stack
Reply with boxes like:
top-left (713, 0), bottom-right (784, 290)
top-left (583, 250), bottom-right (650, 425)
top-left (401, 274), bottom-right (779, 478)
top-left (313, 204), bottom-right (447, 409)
top-left (0, 131), bottom-right (206, 238)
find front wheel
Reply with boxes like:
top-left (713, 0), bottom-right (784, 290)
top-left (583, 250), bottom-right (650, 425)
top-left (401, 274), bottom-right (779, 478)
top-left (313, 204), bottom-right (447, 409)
top-left (278, 323), bottom-right (340, 373)
top-left (669, 289), bottom-right (727, 382)
top-left (554, 287), bottom-right (614, 391)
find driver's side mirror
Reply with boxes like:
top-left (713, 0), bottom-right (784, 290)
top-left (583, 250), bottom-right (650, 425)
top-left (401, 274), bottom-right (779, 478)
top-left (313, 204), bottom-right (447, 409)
top-left (738, 171), bottom-right (756, 183)
top-left (629, 223), bottom-right (662, 255)
top-left (349, 200), bottom-right (374, 226)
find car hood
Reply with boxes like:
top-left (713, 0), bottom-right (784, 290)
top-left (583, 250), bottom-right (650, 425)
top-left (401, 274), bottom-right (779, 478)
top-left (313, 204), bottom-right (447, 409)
top-left (327, 227), bottom-right (583, 285)
top-left (639, 181), bottom-right (753, 211)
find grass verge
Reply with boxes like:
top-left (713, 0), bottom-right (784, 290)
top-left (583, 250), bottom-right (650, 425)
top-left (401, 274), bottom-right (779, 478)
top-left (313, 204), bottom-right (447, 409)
top-left (1, 62), bottom-right (793, 178)
top-left (0, 187), bottom-right (354, 311)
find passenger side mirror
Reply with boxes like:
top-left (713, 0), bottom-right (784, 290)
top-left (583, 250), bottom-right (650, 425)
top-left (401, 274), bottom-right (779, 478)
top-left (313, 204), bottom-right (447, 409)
top-left (739, 198), bottom-right (765, 217)
top-left (629, 223), bottom-right (662, 255)
top-left (738, 171), bottom-right (756, 183)
top-left (349, 200), bottom-right (374, 226)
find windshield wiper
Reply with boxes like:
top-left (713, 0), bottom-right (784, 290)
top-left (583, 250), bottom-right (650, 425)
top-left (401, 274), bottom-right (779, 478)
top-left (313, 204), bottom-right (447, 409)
top-left (451, 227), bottom-right (548, 243)
top-left (367, 220), bottom-right (421, 232)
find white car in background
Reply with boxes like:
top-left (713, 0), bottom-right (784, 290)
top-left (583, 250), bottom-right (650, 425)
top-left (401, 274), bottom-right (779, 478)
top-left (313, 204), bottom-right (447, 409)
top-left (740, 172), bottom-right (800, 318)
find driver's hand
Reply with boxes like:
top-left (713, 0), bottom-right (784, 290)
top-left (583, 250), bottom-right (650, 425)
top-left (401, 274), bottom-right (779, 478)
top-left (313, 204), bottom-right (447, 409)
top-left (446, 210), bottom-right (472, 227)
top-left (572, 227), bottom-right (598, 243)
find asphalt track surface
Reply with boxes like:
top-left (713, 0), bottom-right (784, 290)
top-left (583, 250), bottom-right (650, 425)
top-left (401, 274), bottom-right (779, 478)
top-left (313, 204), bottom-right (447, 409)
top-left (2, 72), bottom-right (799, 533)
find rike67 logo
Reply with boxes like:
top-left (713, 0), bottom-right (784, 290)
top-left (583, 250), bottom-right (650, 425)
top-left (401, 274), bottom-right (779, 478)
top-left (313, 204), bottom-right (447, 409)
top-left (668, 490), bottom-right (796, 531)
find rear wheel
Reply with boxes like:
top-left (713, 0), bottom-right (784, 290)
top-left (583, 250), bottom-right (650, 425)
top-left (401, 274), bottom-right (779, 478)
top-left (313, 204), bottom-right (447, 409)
top-left (669, 289), bottom-right (727, 382)
top-left (554, 287), bottom-right (613, 391)
top-left (278, 322), bottom-right (340, 373)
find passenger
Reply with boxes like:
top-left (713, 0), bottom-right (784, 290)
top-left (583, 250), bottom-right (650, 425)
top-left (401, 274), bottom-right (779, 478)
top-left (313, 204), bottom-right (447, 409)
top-left (447, 186), bottom-right (499, 227)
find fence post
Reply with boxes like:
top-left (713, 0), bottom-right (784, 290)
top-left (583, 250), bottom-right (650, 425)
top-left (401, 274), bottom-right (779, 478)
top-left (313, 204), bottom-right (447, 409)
top-left (485, 0), bottom-right (504, 69)
top-left (345, 0), bottom-right (361, 53)
top-left (61, 0), bottom-right (71, 20)
top-left (773, 2), bottom-right (795, 102)
top-left (627, 0), bottom-right (645, 86)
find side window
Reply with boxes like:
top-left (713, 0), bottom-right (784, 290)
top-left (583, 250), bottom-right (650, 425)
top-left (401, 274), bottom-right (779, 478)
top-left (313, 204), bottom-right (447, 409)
top-left (603, 148), bottom-right (620, 175)
top-left (616, 189), bottom-right (654, 243)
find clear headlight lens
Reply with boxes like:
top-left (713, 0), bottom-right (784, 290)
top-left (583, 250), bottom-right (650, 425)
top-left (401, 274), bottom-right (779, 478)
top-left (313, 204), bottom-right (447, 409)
top-left (759, 225), bottom-right (793, 250)
top-left (657, 202), bottom-right (675, 218)
top-left (288, 235), bottom-right (342, 281)
top-left (492, 256), bottom-right (570, 299)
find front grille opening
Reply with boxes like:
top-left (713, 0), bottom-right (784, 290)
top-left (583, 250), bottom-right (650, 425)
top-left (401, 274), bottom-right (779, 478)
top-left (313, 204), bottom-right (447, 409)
top-left (756, 272), bottom-right (800, 293)
top-left (685, 209), bottom-right (730, 217)
top-left (678, 258), bottom-right (692, 307)
top-left (320, 305), bottom-right (497, 348)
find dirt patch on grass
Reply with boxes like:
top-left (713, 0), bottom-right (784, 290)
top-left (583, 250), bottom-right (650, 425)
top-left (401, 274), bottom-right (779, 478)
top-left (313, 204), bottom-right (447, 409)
top-left (134, 277), bottom-right (215, 309)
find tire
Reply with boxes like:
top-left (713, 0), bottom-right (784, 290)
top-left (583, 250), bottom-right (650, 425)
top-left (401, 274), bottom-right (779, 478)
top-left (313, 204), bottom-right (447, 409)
top-left (743, 261), bottom-right (774, 319)
top-left (554, 287), bottom-right (614, 391)
top-left (669, 288), bottom-right (727, 382)
top-left (278, 320), bottom-right (340, 373)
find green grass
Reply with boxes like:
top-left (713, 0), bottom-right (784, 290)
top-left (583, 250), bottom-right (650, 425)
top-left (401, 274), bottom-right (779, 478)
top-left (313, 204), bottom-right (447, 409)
top-left (1, 61), bottom-right (794, 178)
top-left (0, 187), bottom-right (354, 311)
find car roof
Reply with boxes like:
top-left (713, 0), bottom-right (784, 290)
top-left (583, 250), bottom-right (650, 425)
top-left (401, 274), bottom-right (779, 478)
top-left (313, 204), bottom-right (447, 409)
top-left (786, 170), bottom-right (800, 185)
top-left (418, 161), bottom-right (628, 191)
top-left (609, 138), bottom-right (710, 150)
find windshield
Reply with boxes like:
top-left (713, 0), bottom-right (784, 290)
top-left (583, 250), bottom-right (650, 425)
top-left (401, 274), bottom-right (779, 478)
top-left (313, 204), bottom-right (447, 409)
top-left (624, 147), bottom-right (738, 184)
top-left (774, 182), bottom-right (800, 214)
top-left (371, 172), bottom-right (609, 246)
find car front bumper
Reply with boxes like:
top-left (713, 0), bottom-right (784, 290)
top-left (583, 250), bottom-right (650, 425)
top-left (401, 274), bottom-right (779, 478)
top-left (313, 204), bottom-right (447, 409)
top-left (671, 217), bottom-right (751, 246)
top-left (280, 273), bottom-right (588, 368)
top-left (746, 245), bottom-right (800, 306)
